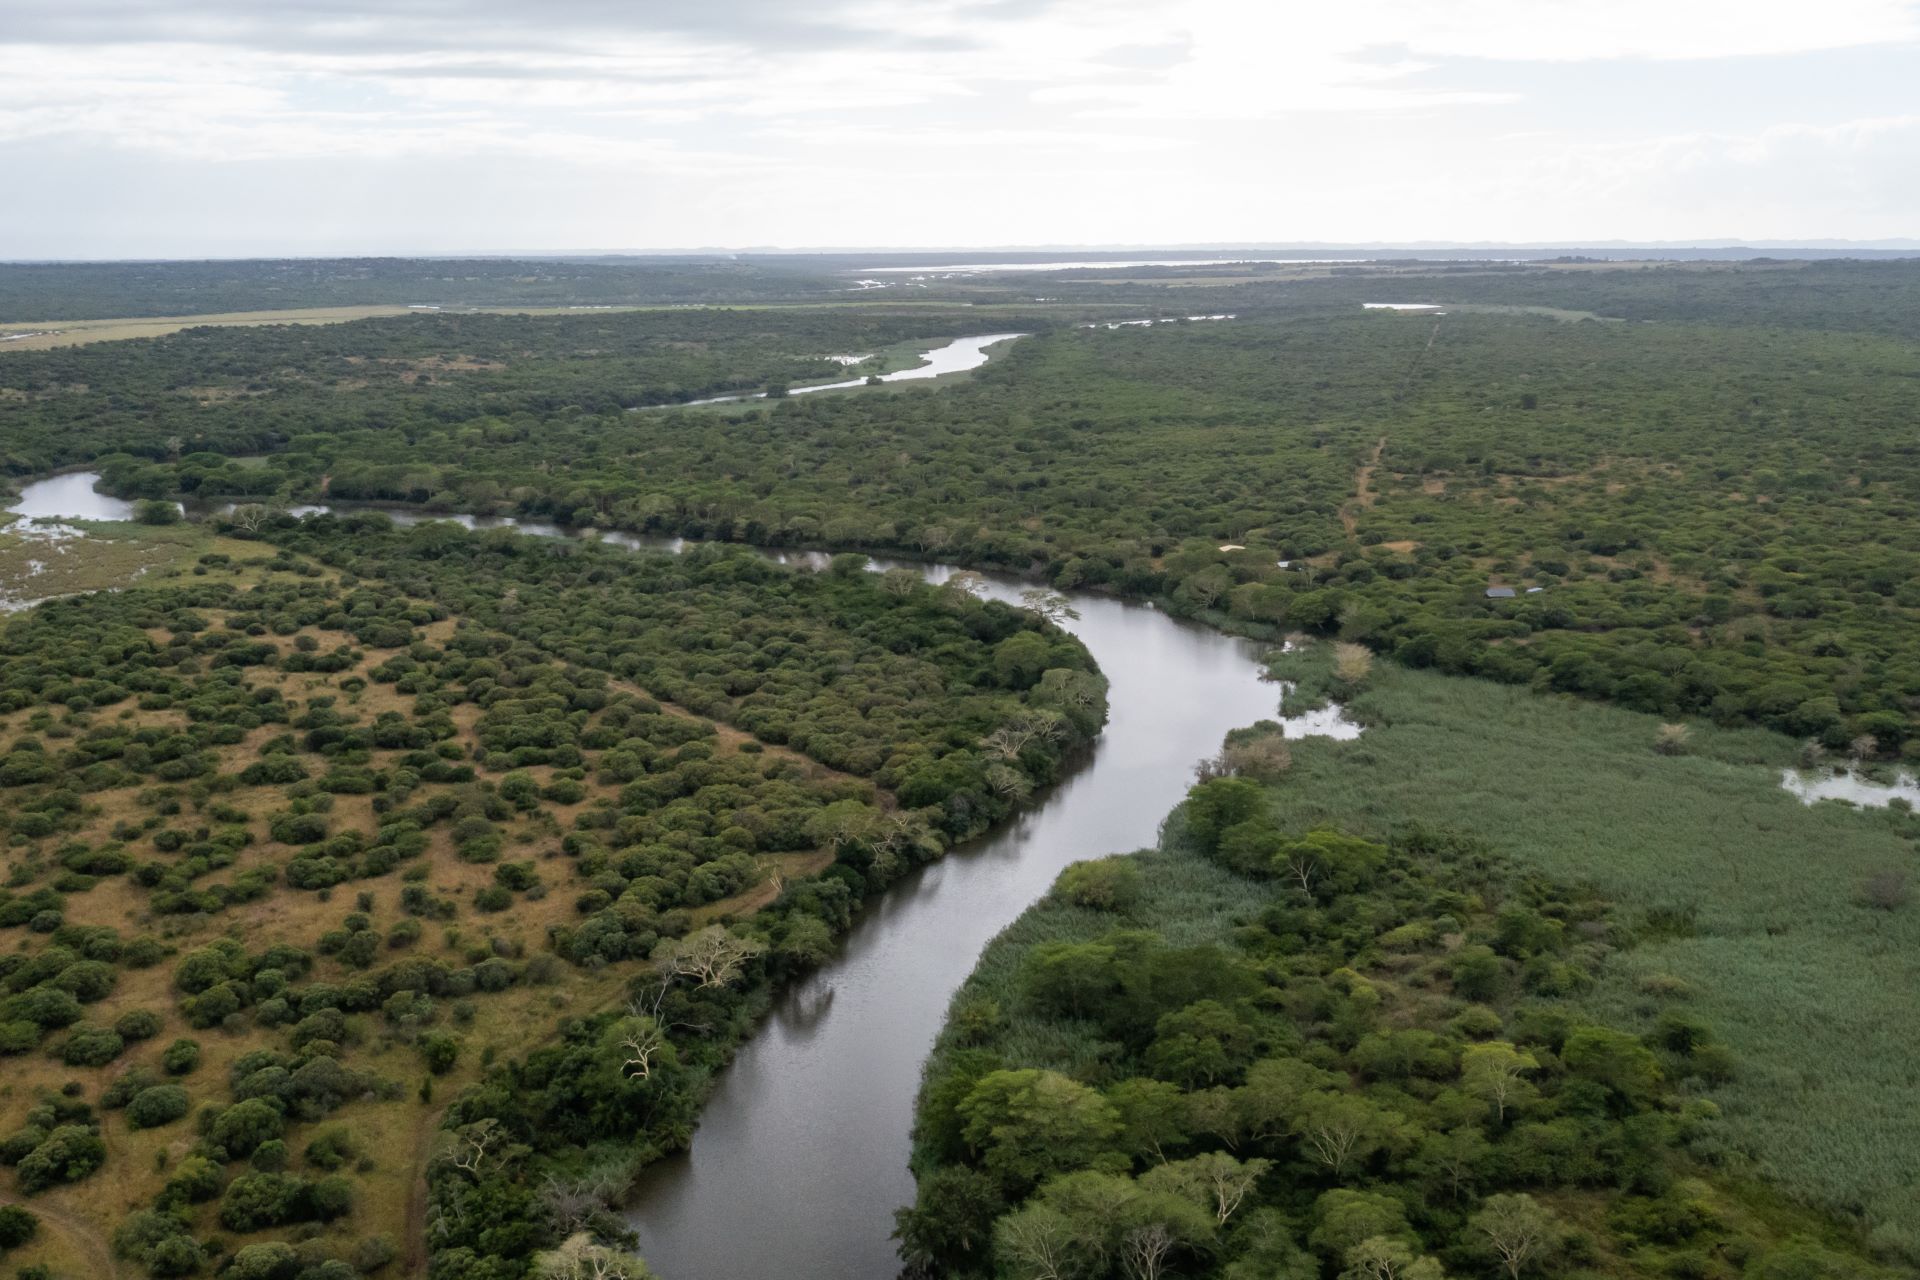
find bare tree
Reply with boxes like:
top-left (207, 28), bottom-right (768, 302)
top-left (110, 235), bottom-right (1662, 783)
top-left (1472, 1194), bottom-right (1562, 1280)
top-left (227, 503), bottom-right (274, 533)
top-left (942, 571), bottom-right (987, 604)
top-left (984, 763), bottom-right (1033, 802)
top-left (446, 1118), bottom-right (503, 1176)
top-left (995, 1209), bottom-right (1075, 1280)
top-left (879, 567), bottom-right (921, 598)
top-left (982, 724), bottom-right (1037, 761)
top-left (653, 926), bottom-right (764, 990)
top-left (534, 1233), bottom-right (652, 1280)
top-left (1020, 588), bottom-right (1080, 625)
top-left (1283, 847), bottom-right (1321, 898)
top-left (1121, 1223), bottom-right (1175, 1280)
top-left (617, 1016), bottom-right (667, 1081)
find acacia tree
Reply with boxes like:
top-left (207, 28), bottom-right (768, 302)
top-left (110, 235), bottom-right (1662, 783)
top-left (1471, 1194), bottom-right (1562, 1280)
top-left (1295, 1092), bottom-right (1397, 1177)
top-left (1141, 1152), bottom-right (1272, 1225)
top-left (653, 926), bottom-right (764, 990)
top-left (534, 1233), bottom-right (655, 1280)
top-left (1460, 1043), bottom-right (1538, 1122)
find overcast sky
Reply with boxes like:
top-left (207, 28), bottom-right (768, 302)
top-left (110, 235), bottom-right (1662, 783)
top-left (3, 0), bottom-right (1917, 258)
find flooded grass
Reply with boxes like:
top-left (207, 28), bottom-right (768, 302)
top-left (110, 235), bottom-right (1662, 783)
top-left (1258, 649), bottom-right (1920, 1245)
top-left (0, 517), bottom-right (268, 611)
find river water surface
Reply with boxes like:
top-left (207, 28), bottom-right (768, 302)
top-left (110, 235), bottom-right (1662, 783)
top-left (4, 472), bottom-right (1344, 1278)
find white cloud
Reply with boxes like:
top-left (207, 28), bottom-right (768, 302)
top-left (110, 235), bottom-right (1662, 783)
top-left (0, 0), bottom-right (1917, 252)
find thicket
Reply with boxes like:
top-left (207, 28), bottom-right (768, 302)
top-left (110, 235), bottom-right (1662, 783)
top-left (901, 788), bottom-right (1898, 1279)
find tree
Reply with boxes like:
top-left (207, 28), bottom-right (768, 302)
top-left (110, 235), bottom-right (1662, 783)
top-left (1272, 830), bottom-right (1384, 900)
top-left (1460, 1042), bottom-right (1538, 1122)
top-left (614, 1015), bottom-right (670, 1081)
top-left (993, 1204), bottom-right (1078, 1280)
top-left (1141, 1152), bottom-right (1272, 1225)
top-left (1310, 1190), bottom-right (1413, 1260)
top-left (1122, 1222), bottom-right (1177, 1280)
top-left (1295, 1092), bottom-right (1398, 1177)
top-left (1237, 1057), bottom-right (1341, 1143)
top-left (1341, 1236), bottom-right (1446, 1280)
top-left (1470, 1194), bottom-right (1563, 1279)
top-left (1183, 778), bottom-right (1266, 856)
top-left (228, 503), bottom-right (275, 534)
top-left (653, 926), bottom-right (764, 989)
top-left (942, 570), bottom-right (987, 604)
top-left (535, 1233), bottom-right (657, 1280)
top-left (880, 568), bottom-right (922, 598)
top-left (445, 1118), bottom-right (504, 1176)
top-left (957, 1069), bottom-right (1121, 1191)
top-left (1020, 589), bottom-right (1080, 626)
top-left (1562, 1027), bottom-right (1662, 1108)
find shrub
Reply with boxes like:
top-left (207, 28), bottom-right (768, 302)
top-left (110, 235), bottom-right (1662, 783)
top-left (162, 1038), bottom-right (201, 1075)
top-left (59, 1025), bottom-right (125, 1067)
top-left (0, 1021), bottom-right (40, 1054)
top-left (15, 1124), bottom-right (106, 1192)
top-left (218, 1171), bottom-right (303, 1231)
top-left (1054, 857), bottom-right (1142, 913)
top-left (112, 1208), bottom-right (204, 1276)
top-left (1858, 870), bottom-right (1910, 911)
top-left (160, 1154), bottom-right (223, 1206)
top-left (303, 1127), bottom-right (358, 1172)
top-left (126, 1085), bottom-right (191, 1130)
top-left (209, 1097), bottom-right (284, 1157)
top-left (114, 1009), bottom-right (163, 1041)
top-left (0, 1204), bottom-right (38, 1249)
top-left (420, 1033), bottom-right (460, 1075)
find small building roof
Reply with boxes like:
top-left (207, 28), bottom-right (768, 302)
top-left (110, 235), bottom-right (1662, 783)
top-left (1485, 586), bottom-right (1517, 599)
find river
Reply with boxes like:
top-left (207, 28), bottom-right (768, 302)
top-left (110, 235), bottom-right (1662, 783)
top-left (3, 471), bottom-right (1352, 1278)
top-left (676, 332), bottom-right (1025, 406)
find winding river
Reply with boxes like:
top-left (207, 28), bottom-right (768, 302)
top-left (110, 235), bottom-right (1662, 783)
top-left (4, 472), bottom-right (1352, 1278)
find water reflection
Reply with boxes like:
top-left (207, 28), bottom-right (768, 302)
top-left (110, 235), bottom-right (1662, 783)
top-left (674, 333), bottom-right (1025, 407)
top-left (1780, 766), bottom-right (1920, 808)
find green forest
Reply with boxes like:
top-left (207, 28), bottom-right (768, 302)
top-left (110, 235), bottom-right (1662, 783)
top-left (0, 514), bottom-right (1101, 1277)
top-left (901, 782), bottom-right (1896, 1280)
top-left (2, 253), bottom-right (1918, 1279)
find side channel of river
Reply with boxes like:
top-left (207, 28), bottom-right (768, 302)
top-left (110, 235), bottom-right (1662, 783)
top-left (4, 471), bottom-right (1357, 1278)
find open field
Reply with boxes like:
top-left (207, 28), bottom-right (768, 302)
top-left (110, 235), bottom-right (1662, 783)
top-left (0, 305), bottom-right (676, 351)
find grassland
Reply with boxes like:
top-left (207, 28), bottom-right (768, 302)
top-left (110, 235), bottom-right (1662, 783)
top-left (1263, 645), bottom-right (1920, 1256)
top-left (0, 519), bottom-right (265, 613)
top-left (0, 306), bottom-right (682, 351)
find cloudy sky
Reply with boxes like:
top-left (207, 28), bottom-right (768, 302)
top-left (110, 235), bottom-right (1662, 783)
top-left (3, 0), bottom-right (1917, 257)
